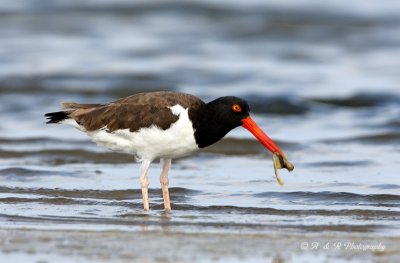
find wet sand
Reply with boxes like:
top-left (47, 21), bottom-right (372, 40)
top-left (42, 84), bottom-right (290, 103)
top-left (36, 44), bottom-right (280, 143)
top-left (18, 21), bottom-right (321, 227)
top-left (1, 228), bottom-right (399, 263)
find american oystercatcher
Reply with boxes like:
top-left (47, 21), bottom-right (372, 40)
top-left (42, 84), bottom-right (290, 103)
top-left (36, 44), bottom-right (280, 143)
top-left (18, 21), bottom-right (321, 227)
top-left (45, 91), bottom-right (293, 211)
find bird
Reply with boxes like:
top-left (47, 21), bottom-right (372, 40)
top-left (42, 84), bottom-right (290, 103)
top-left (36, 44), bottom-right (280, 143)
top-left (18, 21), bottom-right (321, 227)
top-left (45, 91), bottom-right (291, 211)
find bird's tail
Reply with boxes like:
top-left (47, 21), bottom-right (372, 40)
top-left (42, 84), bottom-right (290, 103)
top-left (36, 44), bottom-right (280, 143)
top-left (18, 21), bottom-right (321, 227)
top-left (44, 102), bottom-right (103, 124)
top-left (44, 111), bottom-right (72, 124)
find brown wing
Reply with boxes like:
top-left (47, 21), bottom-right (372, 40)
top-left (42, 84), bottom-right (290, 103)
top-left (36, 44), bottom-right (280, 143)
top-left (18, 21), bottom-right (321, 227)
top-left (69, 91), bottom-right (205, 133)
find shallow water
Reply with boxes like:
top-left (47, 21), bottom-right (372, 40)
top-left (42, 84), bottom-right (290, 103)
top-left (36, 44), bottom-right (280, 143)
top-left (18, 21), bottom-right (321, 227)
top-left (0, 0), bottom-right (400, 262)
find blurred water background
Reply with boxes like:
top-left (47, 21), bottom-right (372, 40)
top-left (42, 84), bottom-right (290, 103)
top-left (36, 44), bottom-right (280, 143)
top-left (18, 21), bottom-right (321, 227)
top-left (0, 0), bottom-right (399, 262)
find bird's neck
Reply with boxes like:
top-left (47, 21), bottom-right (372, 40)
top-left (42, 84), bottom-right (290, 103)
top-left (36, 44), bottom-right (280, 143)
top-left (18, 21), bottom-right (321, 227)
top-left (190, 102), bottom-right (237, 148)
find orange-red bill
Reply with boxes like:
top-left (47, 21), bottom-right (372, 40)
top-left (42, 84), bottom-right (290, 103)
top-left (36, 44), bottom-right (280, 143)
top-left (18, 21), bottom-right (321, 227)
top-left (241, 116), bottom-right (285, 158)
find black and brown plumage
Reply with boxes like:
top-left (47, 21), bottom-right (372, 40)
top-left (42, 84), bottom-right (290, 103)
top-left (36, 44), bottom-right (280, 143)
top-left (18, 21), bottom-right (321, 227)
top-left (45, 91), bottom-right (293, 211)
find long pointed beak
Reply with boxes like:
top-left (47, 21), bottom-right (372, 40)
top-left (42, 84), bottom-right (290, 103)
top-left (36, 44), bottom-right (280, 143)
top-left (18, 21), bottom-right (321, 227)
top-left (241, 116), bottom-right (285, 158)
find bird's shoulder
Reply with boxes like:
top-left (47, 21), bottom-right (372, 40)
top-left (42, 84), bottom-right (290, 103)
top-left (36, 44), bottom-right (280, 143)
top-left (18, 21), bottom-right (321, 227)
top-left (113, 91), bottom-right (205, 109)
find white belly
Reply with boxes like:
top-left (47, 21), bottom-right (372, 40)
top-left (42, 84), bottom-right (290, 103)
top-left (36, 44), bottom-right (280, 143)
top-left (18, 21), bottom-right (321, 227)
top-left (85, 105), bottom-right (199, 161)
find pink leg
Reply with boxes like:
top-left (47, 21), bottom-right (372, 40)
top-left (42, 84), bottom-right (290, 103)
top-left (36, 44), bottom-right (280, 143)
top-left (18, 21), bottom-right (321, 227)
top-left (140, 160), bottom-right (151, 211)
top-left (160, 158), bottom-right (171, 211)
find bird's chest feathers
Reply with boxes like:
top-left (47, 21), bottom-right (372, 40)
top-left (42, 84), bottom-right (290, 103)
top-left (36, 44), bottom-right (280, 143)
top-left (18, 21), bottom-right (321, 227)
top-left (88, 104), bottom-right (198, 160)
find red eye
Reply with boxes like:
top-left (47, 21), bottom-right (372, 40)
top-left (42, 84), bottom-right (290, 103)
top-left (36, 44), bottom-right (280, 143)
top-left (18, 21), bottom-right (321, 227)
top-left (232, 104), bottom-right (242, 112)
